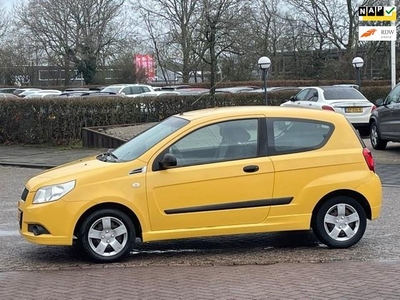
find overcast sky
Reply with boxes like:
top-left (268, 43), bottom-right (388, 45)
top-left (3, 0), bottom-right (18, 10)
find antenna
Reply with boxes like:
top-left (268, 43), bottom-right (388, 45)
top-left (181, 75), bottom-right (228, 115)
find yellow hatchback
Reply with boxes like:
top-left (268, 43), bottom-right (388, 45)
top-left (18, 106), bottom-right (382, 263)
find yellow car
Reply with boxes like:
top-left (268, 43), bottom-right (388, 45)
top-left (18, 106), bottom-right (382, 263)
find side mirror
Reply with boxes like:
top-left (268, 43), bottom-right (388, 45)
top-left (290, 95), bottom-right (296, 102)
top-left (158, 153), bottom-right (177, 169)
top-left (375, 98), bottom-right (384, 107)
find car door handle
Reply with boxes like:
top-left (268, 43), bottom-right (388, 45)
top-left (243, 165), bottom-right (259, 173)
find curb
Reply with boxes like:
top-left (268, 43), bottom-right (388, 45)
top-left (0, 161), bottom-right (55, 169)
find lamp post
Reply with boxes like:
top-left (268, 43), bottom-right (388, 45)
top-left (352, 57), bottom-right (364, 90)
top-left (258, 56), bottom-right (271, 105)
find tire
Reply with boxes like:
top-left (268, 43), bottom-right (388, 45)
top-left (79, 209), bottom-right (135, 263)
top-left (312, 196), bottom-right (366, 248)
top-left (370, 122), bottom-right (387, 150)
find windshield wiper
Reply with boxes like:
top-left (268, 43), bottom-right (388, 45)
top-left (97, 149), bottom-right (119, 162)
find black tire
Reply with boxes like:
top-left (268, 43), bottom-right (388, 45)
top-left (312, 196), bottom-right (366, 248)
top-left (370, 122), bottom-right (387, 150)
top-left (78, 209), bottom-right (135, 263)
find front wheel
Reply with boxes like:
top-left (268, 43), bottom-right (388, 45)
top-left (370, 122), bottom-right (387, 150)
top-left (78, 209), bottom-right (135, 263)
top-left (312, 196), bottom-right (366, 248)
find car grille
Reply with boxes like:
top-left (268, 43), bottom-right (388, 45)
top-left (21, 188), bottom-right (29, 201)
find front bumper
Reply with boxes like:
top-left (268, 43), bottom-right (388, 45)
top-left (18, 192), bottom-right (88, 246)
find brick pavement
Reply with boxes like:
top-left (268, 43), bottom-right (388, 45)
top-left (1, 261), bottom-right (399, 299)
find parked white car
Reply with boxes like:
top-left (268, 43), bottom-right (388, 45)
top-left (24, 90), bottom-right (62, 98)
top-left (14, 88), bottom-right (42, 97)
top-left (101, 84), bottom-right (154, 97)
top-left (280, 86), bottom-right (375, 136)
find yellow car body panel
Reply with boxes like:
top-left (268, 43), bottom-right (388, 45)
top-left (18, 106), bottom-right (382, 249)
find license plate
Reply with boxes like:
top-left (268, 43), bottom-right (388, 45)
top-left (345, 107), bottom-right (363, 113)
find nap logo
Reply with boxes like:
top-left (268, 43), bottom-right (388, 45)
top-left (359, 6), bottom-right (396, 21)
top-left (359, 26), bottom-right (396, 41)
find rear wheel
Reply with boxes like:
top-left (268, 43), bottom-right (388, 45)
top-left (370, 122), bottom-right (387, 150)
top-left (79, 209), bottom-right (135, 263)
top-left (312, 196), bottom-right (366, 248)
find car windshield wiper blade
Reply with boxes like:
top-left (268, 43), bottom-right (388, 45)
top-left (97, 149), bottom-right (118, 162)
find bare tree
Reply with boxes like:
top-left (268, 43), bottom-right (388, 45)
top-left (197, 0), bottom-right (252, 94)
top-left (17, 0), bottom-right (126, 85)
top-left (135, 0), bottom-right (201, 83)
top-left (0, 3), bottom-right (9, 41)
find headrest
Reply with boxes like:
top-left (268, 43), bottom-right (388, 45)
top-left (219, 126), bottom-right (250, 143)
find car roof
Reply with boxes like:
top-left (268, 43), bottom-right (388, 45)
top-left (177, 106), bottom-right (347, 123)
top-left (105, 84), bottom-right (150, 87)
top-left (300, 86), bottom-right (357, 90)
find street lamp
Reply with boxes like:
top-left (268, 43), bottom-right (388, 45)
top-left (258, 56), bottom-right (271, 105)
top-left (352, 57), bottom-right (364, 90)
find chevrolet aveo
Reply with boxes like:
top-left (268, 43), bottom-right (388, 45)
top-left (18, 106), bottom-right (382, 263)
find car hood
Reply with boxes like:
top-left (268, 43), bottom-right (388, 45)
top-left (25, 156), bottom-right (146, 192)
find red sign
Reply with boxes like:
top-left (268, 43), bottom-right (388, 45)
top-left (134, 54), bottom-right (155, 81)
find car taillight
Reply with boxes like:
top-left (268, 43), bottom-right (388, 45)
top-left (322, 105), bottom-right (335, 111)
top-left (363, 148), bottom-right (375, 172)
top-left (371, 105), bottom-right (376, 112)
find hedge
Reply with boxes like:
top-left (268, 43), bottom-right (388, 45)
top-left (0, 86), bottom-right (391, 145)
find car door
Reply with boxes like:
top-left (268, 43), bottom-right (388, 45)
top-left (146, 118), bottom-right (275, 232)
top-left (294, 88), bottom-right (314, 108)
top-left (379, 85), bottom-right (400, 139)
top-left (302, 88), bottom-right (319, 109)
top-left (283, 89), bottom-right (310, 108)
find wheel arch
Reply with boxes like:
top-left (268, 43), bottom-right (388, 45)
top-left (369, 116), bottom-right (378, 129)
top-left (311, 189), bottom-right (372, 227)
top-left (73, 203), bottom-right (143, 241)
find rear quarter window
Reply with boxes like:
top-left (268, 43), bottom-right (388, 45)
top-left (267, 118), bottom-right (334, 155)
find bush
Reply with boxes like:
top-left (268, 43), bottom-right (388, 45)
top-left (0, 85), bottom-right (391, 145)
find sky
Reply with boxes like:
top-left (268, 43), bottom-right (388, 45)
top-left (2, 0), bottom-right (19, 10)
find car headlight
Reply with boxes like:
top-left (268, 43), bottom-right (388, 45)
top-left (33, 180), bottom-right (76, 204)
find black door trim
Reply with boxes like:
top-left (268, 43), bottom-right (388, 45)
top-left (164, 197), bottom-right (293, 215)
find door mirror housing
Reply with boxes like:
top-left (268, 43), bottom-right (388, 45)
top-left (290, 95), bottom-right (297, 102)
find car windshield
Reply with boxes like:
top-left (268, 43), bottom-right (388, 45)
top-left (111, 116), bottom-right (190, 162)
top-left (323, 88), bottom-right (366, 100)
top-left (101, 87), bottom-right (121, 93)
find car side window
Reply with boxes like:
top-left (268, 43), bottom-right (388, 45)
top-left (131, 86), bottom-right (142, 94)
top-left (167, 119), bottom-right (258, 167)
top-left (295, 89), bottom-right (310, 101)
top-left (141, 86), bottom-right (151, 93)
top-left (121, 87), bottom-right (131, 95)
top-left (306, 89), bottom-right (318, 102)
top-left (385, 85), bottom-right (400, 104)
top-left (268, 119), bottom-right (333, 154)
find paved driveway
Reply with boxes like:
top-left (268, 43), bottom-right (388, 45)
top-left (1, 166), bottom-right (400, 299)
